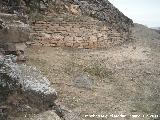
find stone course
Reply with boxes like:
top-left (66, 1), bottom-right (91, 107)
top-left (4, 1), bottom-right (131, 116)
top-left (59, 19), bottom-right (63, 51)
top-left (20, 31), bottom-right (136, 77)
top-left (31, 14), bottom-right (132, 49)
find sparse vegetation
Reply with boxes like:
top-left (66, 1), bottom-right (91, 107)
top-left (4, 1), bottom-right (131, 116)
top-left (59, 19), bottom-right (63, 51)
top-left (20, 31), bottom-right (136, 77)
top-left (83, 62), bottom-right (113, 79)
top-left (64, 61), bottom-right (82, 75)
top-left (63, 57), bottom-right (114, 80)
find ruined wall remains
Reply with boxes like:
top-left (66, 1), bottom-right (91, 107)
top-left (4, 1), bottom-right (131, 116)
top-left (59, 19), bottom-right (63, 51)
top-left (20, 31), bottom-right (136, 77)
top-left (31, 0), bottom-right (133, 49)
top-left (0, 0), bottom-right (134, 49)
top-left (32, 15), bottom-right (130, 49)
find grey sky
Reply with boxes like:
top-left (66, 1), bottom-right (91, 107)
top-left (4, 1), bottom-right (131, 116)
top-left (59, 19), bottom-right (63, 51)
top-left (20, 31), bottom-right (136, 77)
top-left (109, 0), bottom-right (160, 27)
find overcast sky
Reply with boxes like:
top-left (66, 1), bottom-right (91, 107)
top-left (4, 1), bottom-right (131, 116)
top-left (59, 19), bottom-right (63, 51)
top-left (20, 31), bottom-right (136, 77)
top-left (109, 0), bottom-right (160, 27)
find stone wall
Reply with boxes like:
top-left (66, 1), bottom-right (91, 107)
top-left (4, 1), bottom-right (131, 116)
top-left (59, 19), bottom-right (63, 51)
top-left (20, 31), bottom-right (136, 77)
top-left (0, 0), bottom-right (133, 49)
top-left (31, 0), bottom-right (133, 49)
top-left (31, 15), bottom-right (131, 49)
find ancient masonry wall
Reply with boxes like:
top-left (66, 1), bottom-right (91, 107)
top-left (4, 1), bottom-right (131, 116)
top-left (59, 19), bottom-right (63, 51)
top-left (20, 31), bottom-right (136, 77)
top-left (31, 16), bottom-right (131, 49)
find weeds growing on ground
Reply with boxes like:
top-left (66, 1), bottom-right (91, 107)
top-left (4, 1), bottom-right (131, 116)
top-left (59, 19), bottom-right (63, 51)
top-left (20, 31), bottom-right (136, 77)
top-left (83, 62), bottom-right (113, 79)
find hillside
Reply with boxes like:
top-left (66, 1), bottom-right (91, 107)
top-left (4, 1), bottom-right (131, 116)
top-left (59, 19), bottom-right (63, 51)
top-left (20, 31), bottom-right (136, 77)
top-left (151, 27), bottom-right (160, 30)
top-left (151, 27), bottom-right (160, 34)
top-left (26, 23), bottom-right (160, 120)
top-left (0, 0), bottom-right (160, 120)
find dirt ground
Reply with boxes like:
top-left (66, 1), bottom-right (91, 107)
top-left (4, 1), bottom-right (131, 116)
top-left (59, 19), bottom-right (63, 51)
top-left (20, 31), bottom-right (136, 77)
top-left (26, 24), bottom-right (160, 120)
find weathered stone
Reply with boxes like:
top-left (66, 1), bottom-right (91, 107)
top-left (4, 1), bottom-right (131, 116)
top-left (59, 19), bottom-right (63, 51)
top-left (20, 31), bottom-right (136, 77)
top-left (53, 34), bottom-right (64, 40)
top-left (65, 25), bottom-right (71, 32)
top-left (73, 73), bottom-right (94, 90)
top-left (63, 111), bottom-right (84, 120)
top-left (57, 40), bottom-right (65, 47)
top-left (65, 42), bottom-right (74, 47)
top-left (41, 33), bottom-right (52, 39)
top-left (101, 26), bottom-right (109, 31)
top-left (81, 42), bottom-right (89, 48)
top-left (2, 43), bottom-right (27, 52)
top-left (74, 36), bottom-right (83, 42)
top-left (31, 111), bottom-right (61, 120)
top-left (16, 50), bottom-right (26, 62)
top-left (89, 41), bottom-right (97, 48)
top-left (70, 4), bottom-right (80, 15)
top-left (0, 55), bottom-right (57, 110)
top-left (71, 27), bottom-right (80, 33)
top-left (64, 36), bottom-right (74, 42)
top-left (0, 13), bottom-right (29, 54)
top-left (15, 110), bottom-right (61, 120)
top-left (97, 33), bottom-right (104, 38)
top-left (73, 42), bottom-right (80, 48)
top-left (57, 26), bottom-right (66, 31)
top-left (89, 35), bottom-right (97, 42)
top-left (0, 13), bottom-right (28, 23)
top-left (0, 18), bottom-right (29, 43)
top-left (15, 43), bottom-right (27, 51)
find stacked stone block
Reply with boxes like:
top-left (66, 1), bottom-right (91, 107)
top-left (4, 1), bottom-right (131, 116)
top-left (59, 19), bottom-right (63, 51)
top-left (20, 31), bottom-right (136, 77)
top-left (31, 15), bottom-right (131, 49)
